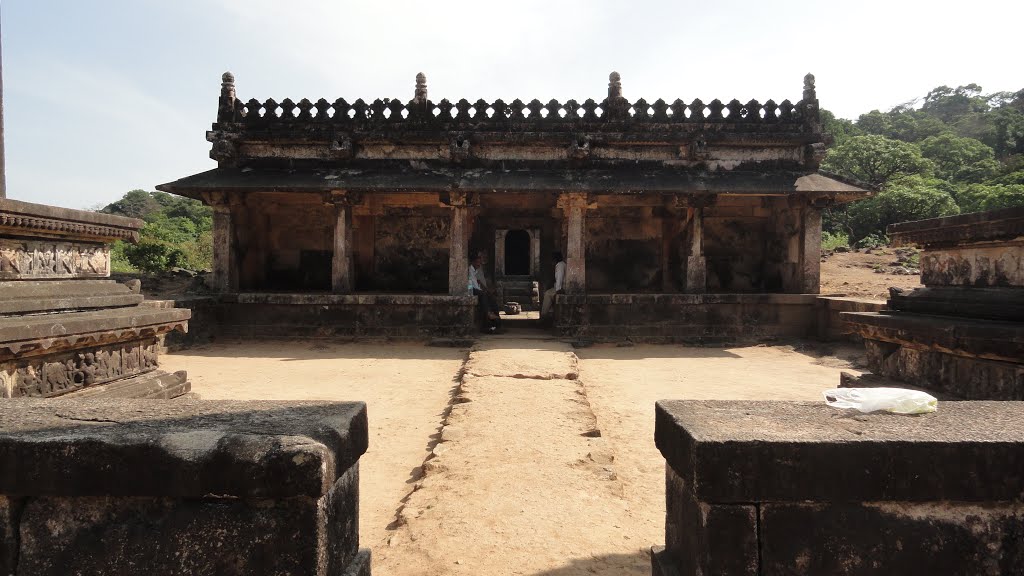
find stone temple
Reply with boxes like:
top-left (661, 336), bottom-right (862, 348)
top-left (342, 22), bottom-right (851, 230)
top-left (158, 72), bottom-right (868, 341)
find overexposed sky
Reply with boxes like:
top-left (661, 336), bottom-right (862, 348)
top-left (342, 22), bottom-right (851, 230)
top-left (4, 0), bottom-right (1022, 208)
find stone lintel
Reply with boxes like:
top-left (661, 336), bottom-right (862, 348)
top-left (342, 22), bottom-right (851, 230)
top-left (0, 399), bottom-right (368, 499)
top-left (655, 400), bottom-right (1024, 503)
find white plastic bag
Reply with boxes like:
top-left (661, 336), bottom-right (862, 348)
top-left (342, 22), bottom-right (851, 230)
top-left (822, 387), bottom-right (937, 414)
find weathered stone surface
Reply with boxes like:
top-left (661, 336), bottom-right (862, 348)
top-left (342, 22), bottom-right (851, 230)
top-left (0, 307), bottom-right (191, 359)
top-left (0, 495), bottom-right (19, 576)
top-left (0, 197), bottom-right (142, 244)
top-left (888, 205), bottom-right (1024, 249)
top-left (815, 296), bottom-right (886, 341)
top-left (14, 465), bottom-right (363, 576)
top-left (886, 286), bottom-right (1024, 322)
top-left (216, 294), bottom-right (476, 339)
top-left (0, 399), bottom-right (368, 498)
top-left (664, 466), bottom-right (757, 576)
top-left (2, 338), bottom-right (162, 398)
top-left (67, 369), bottom-right (190, 399)
top-left (557, 293), bottom-right (817, 343)
top-left (760, 502), bottom-right (1024, 576)
top-left (0, 239), bottom-right (112, 280)
top-left (843, 311), bottom-right (1024, 364)
top-left (655, 400), bottom-right (1024, 503)
top-left (919, 242), bottom-right (1023, 288)
top-left (860, 339), bottom-right (1024, 400)
top-left (0, 280), bottom-right (143, 316)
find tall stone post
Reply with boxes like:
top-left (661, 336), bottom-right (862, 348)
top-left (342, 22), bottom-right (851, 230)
top-left (684, 195), bottom-right (716, 293)
top-left (206, 192), bottom-right (237, 293)
top-left (330, 191), bottom-right (360, 293)
top-left (801, 197), bottom-right (828, 294)
top-left (559, 192), bottom-right (589, 293)
top-left (446, 190), bottom-right (469, 296)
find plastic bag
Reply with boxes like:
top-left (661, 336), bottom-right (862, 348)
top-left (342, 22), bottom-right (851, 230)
top-left (822, 387), bottom-right (938, 414)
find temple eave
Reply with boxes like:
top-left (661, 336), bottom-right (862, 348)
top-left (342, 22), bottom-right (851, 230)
top-left (158, 167), bottom-right (868, 202)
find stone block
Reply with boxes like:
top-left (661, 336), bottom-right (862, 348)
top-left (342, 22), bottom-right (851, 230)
top-left (0, 399), bottom-right (368, 499)
top-left (655, 400), bottom-right (1024, 503)
top-left (760, 501), bottom-right (1024, 576)
top-left (0, 399), bottom-right (369, 575)
top-left (664, 466), bottom-right (757, 576)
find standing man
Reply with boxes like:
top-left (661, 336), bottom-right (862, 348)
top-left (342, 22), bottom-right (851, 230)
top-left (469, 252), bottom-right (500, 332)
top-left (541, 251), bottom-right (565, 319)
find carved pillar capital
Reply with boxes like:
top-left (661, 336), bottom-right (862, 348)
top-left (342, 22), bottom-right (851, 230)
top-left (329, 190), bottom-right (363, 208)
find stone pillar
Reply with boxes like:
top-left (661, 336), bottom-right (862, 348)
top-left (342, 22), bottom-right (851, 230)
top-left (330, 192), bottom-right (360, 293)
top-left (559, 192), bottom-right (588, 293)
top-left (207, 192), bottom-right (237, 293)
top-left (446, 191), bottom-right (469, 296)
top-left (801, 198), bottom-right (827, 294)
top-left (684, 195), bottom-right (715, 294)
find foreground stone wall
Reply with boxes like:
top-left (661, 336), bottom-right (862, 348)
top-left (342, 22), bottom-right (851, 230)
top-left (555, 293), bottom-right (817, 343)
top-left (653, 400), bottom-right (1024, 576)
top-left (0, 399), bottom-right (370, 575)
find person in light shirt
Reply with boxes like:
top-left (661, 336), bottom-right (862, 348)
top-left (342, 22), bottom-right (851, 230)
top-left (541, 251), bottom-right (566, 318)
top-left (469, 252), bottom-right (500, 332)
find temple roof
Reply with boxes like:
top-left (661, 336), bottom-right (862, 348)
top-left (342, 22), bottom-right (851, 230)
top-left (157, 165), bottom-right (868, 201)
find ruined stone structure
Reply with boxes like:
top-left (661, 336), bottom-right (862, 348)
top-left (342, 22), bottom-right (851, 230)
top-left (0, 198), bottom-right (191, 399)
top-left (844, 207), bottom-right (1024, 399)
top-left (0, 399), bottom-right (371, 575)
top-left (159, 72), bottom-right (867, 341)
top-left (653, 400), bottom-right (1024, 575)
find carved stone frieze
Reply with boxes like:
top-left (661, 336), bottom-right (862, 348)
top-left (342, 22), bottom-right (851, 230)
top-left (0, 213), bottom-right (138, 243)
top-left (0, 239), bottom-right (109, 279)
top-left (2, 339), bottom-right (160, 398)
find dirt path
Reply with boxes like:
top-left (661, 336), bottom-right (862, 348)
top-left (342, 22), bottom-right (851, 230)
top-left (375, 337), bottom-right (650, 576)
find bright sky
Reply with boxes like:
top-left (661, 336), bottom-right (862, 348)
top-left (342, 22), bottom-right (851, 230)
top-left (3, 0), bottom-right (1022, 209)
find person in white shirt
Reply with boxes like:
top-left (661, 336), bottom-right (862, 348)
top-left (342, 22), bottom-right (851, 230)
top-left (469, 252), bottom-right (500, 331)
top-left (541, 251), bottom-right (566, 318)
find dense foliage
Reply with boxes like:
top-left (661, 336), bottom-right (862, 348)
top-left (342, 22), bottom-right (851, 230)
top-left (100, 190), bottom-right (213, 273)
top-left (822, 84), bottom-right (1024, 245)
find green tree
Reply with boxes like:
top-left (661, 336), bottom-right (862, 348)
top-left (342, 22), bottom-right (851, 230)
top-left (822, 135), bottom-right (933, 187)
top-left (957, 184), bottom-right (1024, 213)
top-left (845, 182), bottom-right (959, 242)
top-left (821, 109), bottom-right (862, 146)
top-left (919, 134), bottom-right (999, 183)
top-left (100, 189), bottom-right (161, 219)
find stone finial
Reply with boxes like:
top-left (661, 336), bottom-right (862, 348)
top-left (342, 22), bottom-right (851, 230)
top-left (803, 72), bottom-right (816, 101)
top-left (221, 71), bottom-right (236, 98)
top-left (608, 71), bottom-right (623, 99)
top-left (414, 72), bottom-right (428, 103)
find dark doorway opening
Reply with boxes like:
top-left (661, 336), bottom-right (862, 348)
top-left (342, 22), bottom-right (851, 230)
top-left (504, 230), bottom-right (531, 276)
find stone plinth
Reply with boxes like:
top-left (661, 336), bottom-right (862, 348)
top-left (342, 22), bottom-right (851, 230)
top-left (555, 293), bottom-right (818, 343)
top-left (654, 400), bottom-right (1024, 576)
top-left (216, 293), bottom-right (476, 339)
top-left (0, 198), bottom-right (191, 399)
top-left (0, 399), bottom-right (371, 575)
top-left (843, 207), bottom-right (1024, 400)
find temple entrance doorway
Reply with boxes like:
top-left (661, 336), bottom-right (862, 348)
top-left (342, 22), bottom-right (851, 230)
top-left (504, 230), bottom-right (531, 276)
top-left (494, 228), bottom-right (541, 315)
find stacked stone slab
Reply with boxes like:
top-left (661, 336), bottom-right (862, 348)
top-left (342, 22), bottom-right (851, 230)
top-left (842, 206), bottom-right (1024, 400)
top-left (0, 198), bottom-right (191, 399)
top-left (0, 399), bottom-right (371, 575)
top-left (653, 400), bottom-right (1024, 576)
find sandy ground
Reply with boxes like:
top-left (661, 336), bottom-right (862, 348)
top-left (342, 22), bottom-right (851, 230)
top-left (162, 336), bottom-right (863, 576)
top-left (820, 249), bottom-right (922, 301)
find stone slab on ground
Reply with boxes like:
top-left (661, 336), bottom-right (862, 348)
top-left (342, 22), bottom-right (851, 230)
top-left (0, 399), bottom-right (367, 498)
top-left (656, 400), bottom-right (1024, 503)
